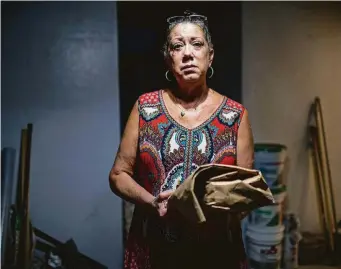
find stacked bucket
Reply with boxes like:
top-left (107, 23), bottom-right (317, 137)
top-left (244, 144), bottom-right (301, 269)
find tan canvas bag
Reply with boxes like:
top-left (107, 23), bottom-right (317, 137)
top-left (168, 164), bottom-right (275, 224)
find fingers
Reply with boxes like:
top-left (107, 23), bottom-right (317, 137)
top-left (152, 190), bottom-right (173, 217)
top-left (158, 190), bottom-right (173, 200)
top-left (159, 206), bottom-right (168, 217)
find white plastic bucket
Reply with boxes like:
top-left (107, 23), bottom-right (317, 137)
top-left (272, 185), bottom-right (287, 204)
top-left (248, 186), bottom-right (287, 227)
top-left (283, 231), bottom-right (302, 269)
top-left (261, 173), bottom-right (282, 189)
top-left (254, 144), bottom-right (287, 164)
top-left (255, 163), bottom-right (285, 178)
top-left (282, 213), bottom-right (302, 269)
top-left (259, 165), bottom-right (284, 185)
top-left (255, 144), bottom-right (287, 188)
top-left (246, 225), bottom-right (285, 269)
top-left (248, 204), bottom-right (283, 227)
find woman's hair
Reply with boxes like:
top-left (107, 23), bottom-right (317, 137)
top-left (162, 10), bottom-right (213, 59)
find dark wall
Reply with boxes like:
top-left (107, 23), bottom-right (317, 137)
top-left (1, 2), bottom-right (122, 267)
top-left (117, 2), bottom-right (242, 131)
top-left (1, 1), bottom-right (118, 112)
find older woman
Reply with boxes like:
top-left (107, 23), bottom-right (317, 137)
top-left (110, 10), bottom-right (254, 269)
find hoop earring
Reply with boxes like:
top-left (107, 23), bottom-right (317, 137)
top-left (208, 66), bottom-right (214, 79)
top-left (165, 70), bottom-right (172, 82)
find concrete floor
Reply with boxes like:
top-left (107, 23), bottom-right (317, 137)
top-left (248, 263), bottom-right (340, 269)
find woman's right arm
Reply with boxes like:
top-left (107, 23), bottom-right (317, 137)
top-left (109, 100), bottom-right (155, 208)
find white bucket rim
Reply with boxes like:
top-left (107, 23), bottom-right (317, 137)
top-left (247, 224), bottom-right (285, 234)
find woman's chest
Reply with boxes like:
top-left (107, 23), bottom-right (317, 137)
top-left (139, 120), bottom-right (238, 166)
top-left (138, 122), bottom-right (238, 193)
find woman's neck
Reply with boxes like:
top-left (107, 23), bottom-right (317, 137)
top-left (171, 83), bottom-right (210, 108)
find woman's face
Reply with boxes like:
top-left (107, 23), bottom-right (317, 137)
top-left (167, 22), bottom-right (214, 84)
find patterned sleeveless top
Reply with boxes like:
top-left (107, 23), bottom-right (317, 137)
top-left (124, 90), bottom-right (248, 269)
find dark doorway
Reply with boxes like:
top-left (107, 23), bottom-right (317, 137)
top-left (117, 2), bottom-right (242, 132)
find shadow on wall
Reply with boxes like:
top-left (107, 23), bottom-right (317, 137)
top-left (1, 2), bottom-right (122, 268)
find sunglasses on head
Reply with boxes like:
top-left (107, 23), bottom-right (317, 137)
top-left (166, 14), bottom-right (208, 25)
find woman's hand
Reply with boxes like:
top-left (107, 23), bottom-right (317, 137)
top-left (151, 190), bottom-right (173, 217)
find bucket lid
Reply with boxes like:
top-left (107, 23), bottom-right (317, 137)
top-left (255, 143), bottom-right (287, 152)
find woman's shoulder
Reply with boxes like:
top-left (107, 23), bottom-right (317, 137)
top-left (225, 97), bottom-right (245, 112)
top-left (216, 93), bottom-right (246, 127)
top-left (137, 90), bottom-right (161, 106)
top-left (214, 91), bottom-right (245, 113)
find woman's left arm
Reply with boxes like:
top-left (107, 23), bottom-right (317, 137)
top-left (236, 109), bottom-right (254, 169)
top-left (236, 109), bottom-right (255, 219)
